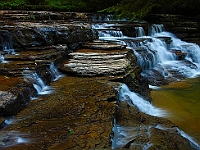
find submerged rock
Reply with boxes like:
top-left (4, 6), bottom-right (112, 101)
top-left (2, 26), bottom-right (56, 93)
top-left (114, 101), bottom-right (197, 149)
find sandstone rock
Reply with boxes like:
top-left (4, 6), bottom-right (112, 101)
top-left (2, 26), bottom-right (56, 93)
top-left (0, 77), bottom-right (117, 149)
top-left (169, 49), bottom-right (187, 60)
top-left (114, 101), bottom-right (196, 149)
top-left (83, 41), bottom-right (126, 50)
top-left (0, 76), bottom-right (37, 116)
top-left (62, 49), bottom-right (130, 76)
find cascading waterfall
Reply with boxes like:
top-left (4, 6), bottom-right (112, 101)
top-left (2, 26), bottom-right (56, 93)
top-left (112, 84), bottom-right (200, 149)
top-left (92, 22), bottom-right (200, 149)
top-left (135, 27), bottom-right (146, 37)
top-left (119, 84), bottom-right (166, 117)
top-left (23, 62), bottom-right (61, 96)
top-left (0, 38), bottom-right (15, 63)
top-left (93, 23), bottom-right (200, 79)
top-left (112, 84), bottom-right (165, 149)
top-left (30, 72), bottom-right (52, 95)
top-left (49, 62), bottom-right (61, 81)
top-left (149, 24), bottom-right (164, 36)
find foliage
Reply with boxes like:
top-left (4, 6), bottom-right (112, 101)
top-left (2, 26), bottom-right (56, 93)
top-left (0, 0), bottom-right (120, 12)
top-left (101, 0), bottom-right (200, 20)
top-left (45, 0), bottom-right (87, 11)
top-left (0, 0), bottom-right (26, 9)
top-left (0, 0), bottom-right (199, 19)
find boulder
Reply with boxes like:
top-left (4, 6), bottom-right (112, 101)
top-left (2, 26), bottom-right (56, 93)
top-left (0, 76), bottom-right (37, 116)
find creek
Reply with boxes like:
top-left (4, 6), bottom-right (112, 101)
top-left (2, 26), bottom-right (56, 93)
top-left (1, 12), bottom-right (200, 149)
top-left (151, 76), bottom-right (200, 145)
top-left (92, 19), bottom-right (200, 148)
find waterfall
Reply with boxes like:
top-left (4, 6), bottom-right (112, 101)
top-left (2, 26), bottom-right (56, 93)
top-left (24, 72), bottom-right (53, 96)
top-left (93, 23), bottom-right (200, 79)
top-left (135, 27), bottom-right (146, 37)
top-left (31, 72), bottom-right (53, 95)
top-left (149, 24), bottom-right (164, 36)
top-left (112, 84), bottom-right (165, 149)
top-left (49, 62), bottom-right (61, 81)
top-left (113, 84), bottom-right (200, 149)
top-left (93, 22), bottom-right (200, 149)
top-left (0, 55), bottom-right (4, 62)
top-left (119, 84), bottom-right (166, 117)
top-left (0, 31), bottom-right (15, 63)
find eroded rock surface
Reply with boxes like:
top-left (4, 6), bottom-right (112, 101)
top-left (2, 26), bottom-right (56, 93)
top-left (0, 76), bottom-right (37, 117)
top-left (114, 101), bottom-right (197, 149)
top-left (0, 77), bottom-right (117, 150)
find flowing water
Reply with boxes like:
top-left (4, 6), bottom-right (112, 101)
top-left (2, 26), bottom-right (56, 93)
top-left (1, 18), bottom-right (200, 148)
top-left (151, 77), bottom-right (200, 145)
top-left (92, 21), bottom-right (200, 148)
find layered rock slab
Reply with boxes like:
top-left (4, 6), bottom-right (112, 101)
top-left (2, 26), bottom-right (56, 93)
top-left (0, 76), bottom-right (117, 150)
top-left (0, 75), bottom-right (37, 117)
top-left (114, 101), bottom-right (197, 149)
top-left (62, 48), bottom-right (130, 76)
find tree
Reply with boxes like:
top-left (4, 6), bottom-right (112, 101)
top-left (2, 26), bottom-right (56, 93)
top-left (101, 0), bottom-right (200, 20)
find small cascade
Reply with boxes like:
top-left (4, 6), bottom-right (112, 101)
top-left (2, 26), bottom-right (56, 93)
top-left (149, 24), bottom-right (164, 36)
top-left (31, 72), bottom-right (52, 95)
top-left (0, 54), bottom-right (4, 62)
top-left (3, 41), bottom-right (15, 54)
top-left (132, 37), bottom-right (176, 70)
top-left (93, 23), bottom-right (200, 80)
top-left (92, 24), bottom-right (124, 38)
top-left (24, 72), bottom-right (53, 96)
top-left (135, 27), bottom-right (146, 37)
top-left (119, 84), bottom-right (165, 117)
top-left (0, 32), bottom-right (16, 63)
top-left (112, 84), bottom-right (166, 149)
top-left (49, 62), bottom-right (61, 81)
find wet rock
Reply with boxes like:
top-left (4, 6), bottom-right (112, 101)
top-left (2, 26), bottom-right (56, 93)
top-left (169, 49), bottom-right (187, 60)
top-left (8, 22), bottom-right (98, 48)
top-left (0, 76), bottom-right (37, 116)
top-left (0, 76), bottom-right (117, 150)
top-left (62, 49), bottom-right (130, 76)
top-left (115, 101), bottom-right (196, 149)
top-left (0, 11), bottom-right (92, 21)
top-left (82, 40), bottom-right (126, 50)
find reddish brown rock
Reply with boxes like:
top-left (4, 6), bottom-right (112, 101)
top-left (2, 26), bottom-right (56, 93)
top-left (0, 76), bottom-right (117, 150)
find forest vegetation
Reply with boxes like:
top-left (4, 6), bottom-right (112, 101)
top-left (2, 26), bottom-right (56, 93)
top-left (0, 0), bottom-right (199, 20)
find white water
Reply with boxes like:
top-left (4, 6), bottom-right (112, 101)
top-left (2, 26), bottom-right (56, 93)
top-left (49, 62), bottom-right (61, 81)
top-left (31, 73), bottom-right (53, 95)
top-left (135, 27), bottom-right (146, 37)
top-left (0, 131), bottom-right (29, 147)
top-left (93, 22), bottom-right (200, 149)
top-left (93, 23), bottom-right (200, 79)
top-left (119, 84), bottom-right (166, 117)
top-left (0, 39), bottom-right (16, 63)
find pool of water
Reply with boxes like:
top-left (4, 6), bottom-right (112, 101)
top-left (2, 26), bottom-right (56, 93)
top-left (151, 76), bottom-right (200, 145)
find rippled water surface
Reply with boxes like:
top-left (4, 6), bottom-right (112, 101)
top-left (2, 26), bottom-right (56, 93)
top-left (151, 76), bottom-right (200, 145)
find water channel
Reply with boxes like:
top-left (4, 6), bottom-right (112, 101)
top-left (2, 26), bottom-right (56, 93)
top-left (92, 20), bottom-right (200, 148)
top-left (151, 76), bottom-right (200, 145)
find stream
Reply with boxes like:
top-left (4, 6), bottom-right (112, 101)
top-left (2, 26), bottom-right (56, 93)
top-left (1, 14), bottom-right (200, 149)
top-left (92, 19), bottom-right (200, 148)
top-left (151, 76), bottom-right (200, 145)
